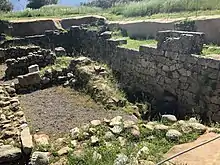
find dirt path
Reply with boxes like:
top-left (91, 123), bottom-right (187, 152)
top-left (19, 86), bottom-right (135, 135)
top-left (165, 132), bottom-right (220, 165)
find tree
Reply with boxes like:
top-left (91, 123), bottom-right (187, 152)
top-left (27, 0), bottom-right (58, 9)
top-left (0, 0), bottom-right (13, 12)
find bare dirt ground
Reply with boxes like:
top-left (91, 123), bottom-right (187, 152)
top-left (165, 132), bottom-right (220, 165)
top-left (19, 86), bottom-right (135, 135)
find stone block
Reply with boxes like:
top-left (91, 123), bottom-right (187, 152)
top-left (18, 72), bottom-right (41, 87)
top-left (107, 38), bottom-right (127, 46)
top-left (0, 145), bottom-right (21, 163)
top-left (55, 47), bottom-right (66, 57)
top-left (156, 30), bottom-right (205, 54)
top-left (139, 45), bottom-right (161, 55)
top-left (21, 127), bottom-right (33, 155)
top-left (28, 64), bottom-right (39, 73)
top-left (100, 31), bottom-right (112, 39)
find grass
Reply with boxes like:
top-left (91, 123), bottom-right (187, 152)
top-left (202, 44), bottom-right (220, 55)
top-left (110, 0), bottom-right (220, 18)
top-left (0, 5), bottom-right (102, 20)
top-left (40, 56), bottom-right (73, 75)
top-left (1, 3), bottom-right (220, 21)
top-left (66, 122), bottom-right (201, 165)
top-left (120, 38), bottom-right (157, 50)
top-left (111, 31), bottom-right (157, 50)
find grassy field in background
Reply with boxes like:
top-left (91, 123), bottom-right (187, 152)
top-left (1, 0), bottom-right (220, 21)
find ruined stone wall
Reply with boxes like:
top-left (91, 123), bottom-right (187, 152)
top-left (5, 49), bottom-right (56, 79)
top-left (71, 28), bottom-right (220, 121)
top-left (0, 46), bottom-right (40, 63)
top-left (1, 27), bottom-right (220, 121)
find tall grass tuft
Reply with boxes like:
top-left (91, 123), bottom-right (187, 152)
top-left (110, 0), bottom-right (220, 17)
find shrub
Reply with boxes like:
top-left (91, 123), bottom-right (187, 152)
top-left (27, 0), bottom-right (58, 9)
top-left (0, 0), bottom-right (13, 12)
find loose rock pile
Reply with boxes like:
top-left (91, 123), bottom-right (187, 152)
top-left (5, 49), bottom-right (56, 79)
top-left (39, 115), bottom-right (212, 165)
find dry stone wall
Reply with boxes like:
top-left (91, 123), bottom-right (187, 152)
top-left (70, 27), bottom-right (220, 121)
top-left (0, 84), bottom-right (33, 164)
top-left (110, 16), bottom-right (220, 45)
top-left (5, 49), bottom-right (56, 79)
top-left (0, 46), bottom-right (40, 63)
top-left (1, 26), bottom-right (220, 121)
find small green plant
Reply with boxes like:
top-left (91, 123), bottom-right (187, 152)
top-left (67, 121), bottom-right (201, 165)
top-left (40, 56), bottom-right (73, 75)
top-left (202, 44), bottom-right (220, 55)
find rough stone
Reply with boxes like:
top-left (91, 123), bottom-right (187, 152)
top-left (55, 47), bottom-right (66, 57)
top-left (90, 120), bottom-right (101, 126)
top-left (166, 129), bottom-right (182, 140)
top-left (18, 72), bottom-right (41, 87)
top-left (70, 127), bottom-right (80, 140)
top-left (30, 151), bottom-right (49, 165)
top-left (34, 134), bottom-right (50, 146)
top-left (110, 116), bottom-right (123, 126)
top-left (110, 125), bottom-right (123, 134)
top-left (0, 145), bottom-right (21, 163)
top-left (114, 153), bottom-right (129, 165)
top-left (162, 115), bottom-right (177, 123)
top-left (139, 160), bottom-right (155, 165)
top-left (104, 131), bottom-right (115, 140)
top-left (154, 124), bottom-right (169, 131)
top-left (123, 120), bottom-right (136, 128)
top-left (57, 146), bottom-right (73, 156)
top-left (28, 64), bottom-right (40, 73)
top-left (189, 123), bottom-right (207, 133)
top-left (136, 146), bottom-right (149, 160)
top-left (91, 136), bottom-right (99, 144)
top-left (21, 127), bottom-right (33, 155)
top-left (118, 137), bottom-right (126, 146)
top-left (188, 118), bottom-right (199, 123)
top-left (131, 128), bottom-right (140, 138)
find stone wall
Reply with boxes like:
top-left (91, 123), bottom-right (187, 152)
top-left (110, 16), bottom-right (220, 45)
top-left (8, 16), bottom-right (107, 37)
top-left (1, 26), bottom-right (220, 121)
top-left (69, 27), bottom-right (220, 121)
top-left (5, 49), bottom-right (56, 79)
top-left (11, 20), bottom-right (61, 37)
top-left (61, 15), bottom-right (106, 29)
top-left (0, 84), bottom-right (33, 164)
top-left (0, 46), bottom-right (40, 63)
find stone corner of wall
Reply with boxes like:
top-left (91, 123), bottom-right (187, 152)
top-left (107, 38), bottom-right (127, 46)
top-left (139, 45), bottom-right (163, 56)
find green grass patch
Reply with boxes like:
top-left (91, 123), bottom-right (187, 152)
top-left (111, 31), bottom-right (157, 50)
top-left (0, 5), bottom-right (103, 20)
top-left (40, 56), bottom-right (73, 75)
top-left (202, 44), bottom-right (220, 55)
top-left (67, 122), bottom-right (201, 165)
top-left (118, 37), bottom-right (157, 50)
top-left (109, 0), bottom-right (220, 18)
